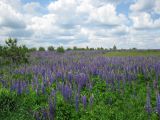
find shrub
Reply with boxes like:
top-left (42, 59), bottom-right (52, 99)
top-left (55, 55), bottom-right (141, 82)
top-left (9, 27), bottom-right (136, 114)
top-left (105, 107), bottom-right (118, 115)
top-left (66, 48), bottom-right (72, 51)
top-left (39, 47), bottom-right (45, 51)
top-left (0, 90), bottom-right (18, 114)
top-left (48, 46), bottom-right (55, 51)
top-left (29, 47), bottom-right (37, 52)
top-left (1, 38), bottom-right (29, 64)
top-left (57, 46), bottom-right (65, 53)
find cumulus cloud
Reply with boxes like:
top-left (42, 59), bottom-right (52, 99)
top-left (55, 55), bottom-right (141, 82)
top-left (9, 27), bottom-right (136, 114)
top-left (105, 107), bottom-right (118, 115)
top-left (0, 1), bottom-right (25, 29)
top-left (88, 4), bottom-right (128, 26)
top-left (130, 12), bottom-right (160, 29)
top-left (0, 0), bottom-right (160, 49)
top-left (130, 0), bottom-right (155, 12)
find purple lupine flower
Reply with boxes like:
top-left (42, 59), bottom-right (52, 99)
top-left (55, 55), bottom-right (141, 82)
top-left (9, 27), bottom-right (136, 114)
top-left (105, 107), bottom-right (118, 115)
top-left (41, 83), bottom-right (45, 94)
top-left (153, 80), bottom-right (158, 89)
top-left (89, 94), bottom-right (94, 108)
top-left (42, 69), bottom-right (46, 79)
top-left (68, 72), bottom-right (72, 83)
top-left (17, 81), bottom-right (22, 95)
top-left (75, 94), bottom-right (79, 112)
top-left (145, 85), bottom-right (152, 115)
top-left (82, 95), bottom-right (87, 109)
top-left (42, 109), bottom-right (48, 120)
top-left (49, 98), bottom-right (54, 120)
top-left (49, 72), bottom-right (54, 85)
top-left (51, 89), bottom-right (56, 109)
top-left (62, 84), bottom-right (72, 101)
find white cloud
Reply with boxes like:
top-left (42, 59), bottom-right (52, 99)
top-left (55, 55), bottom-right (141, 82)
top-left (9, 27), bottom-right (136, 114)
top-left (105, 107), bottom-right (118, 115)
top-left (0, 1), bottom-right (25, 29)
top-left (130, 12), bottom-right (160, 29)
top-left (130, 0), bottom-right (155, 12)
top-left (89, 4), bottom-right (128, 26)
top-left (0, 0), bottom-right (160, 49)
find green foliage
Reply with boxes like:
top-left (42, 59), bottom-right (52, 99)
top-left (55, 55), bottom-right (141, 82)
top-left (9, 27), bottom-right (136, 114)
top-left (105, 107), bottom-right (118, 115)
top-left (57, 46), bottom-right (65, 53)
top-left (29, 47), bottom-right (37, 52)
top-left (48, 46), bottom-right (55, 51)
top-left (73, 46), bottom-right (77, 50)
top-left (39, 47), bottom-right (45, 51)
top-left (106, 51), bottom-right (160, 57)
top-left (0, 89), bottom-right (18, 113)
top-left (113, 44), bottom-right (117, 51)
top-left (0, 38), bottom-right (29, 65)
top-left (66, 48), bottom-right (72, 51)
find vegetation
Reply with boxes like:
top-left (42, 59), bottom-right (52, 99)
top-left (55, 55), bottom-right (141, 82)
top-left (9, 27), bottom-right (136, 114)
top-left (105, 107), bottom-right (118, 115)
top-left (48, 46), bottom-right (55, 51)
top-left (0, 38), bottom-right (160, 119)
top-left (57, 46), bottom-right (65, 53)
top-left (0, 38), bottom-right (29, 65)
top-left (39, 47), bottom-right (45, 51)
top-left (106, 51), bottom-right (160, 57)
top-left (29, 47), bottom-right (37, 52)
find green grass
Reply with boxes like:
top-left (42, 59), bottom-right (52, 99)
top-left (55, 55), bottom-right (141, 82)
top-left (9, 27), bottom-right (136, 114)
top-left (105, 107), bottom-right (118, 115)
top-left (105, 51), bottom-right (160, 57)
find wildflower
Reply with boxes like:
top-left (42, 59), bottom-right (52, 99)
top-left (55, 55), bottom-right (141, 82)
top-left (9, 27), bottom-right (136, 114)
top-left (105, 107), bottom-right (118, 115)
top-left (49, 98), bottom-right (54, 120)
top-left (82, 95), bottom-right (87, 109)
top-left (75, 94), bottom-right (79, 112)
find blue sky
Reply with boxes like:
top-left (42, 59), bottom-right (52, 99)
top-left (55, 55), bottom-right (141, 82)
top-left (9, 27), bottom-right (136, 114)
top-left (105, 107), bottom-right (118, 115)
top-left (0, 0), bottom-right (160, 49)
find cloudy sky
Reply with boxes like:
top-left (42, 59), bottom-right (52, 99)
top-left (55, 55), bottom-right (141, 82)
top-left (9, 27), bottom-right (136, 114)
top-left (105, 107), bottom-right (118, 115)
top-left (0, 0), bottom-right (160, 49)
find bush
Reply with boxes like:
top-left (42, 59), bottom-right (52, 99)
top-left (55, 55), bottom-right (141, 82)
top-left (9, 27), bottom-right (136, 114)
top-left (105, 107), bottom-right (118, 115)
top-left (29, 47), bottom-right (37, 52)
top-left (39, 47), bottom-right (45, 51)
top-left (1, 38), bottom-right (29, 64)
top-left (57, 46), bottom-right (65, 53)
top-left (48, 46), bottom-right (55, 51)
top-left (66, 48), bottom-right (72, 51)
top-left (0, 90), bottom-right (18, 114)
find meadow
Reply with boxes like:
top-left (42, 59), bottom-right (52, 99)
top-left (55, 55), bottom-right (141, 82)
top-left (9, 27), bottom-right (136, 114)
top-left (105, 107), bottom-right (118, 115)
top-left (0, 49), bottom-right (160, 120)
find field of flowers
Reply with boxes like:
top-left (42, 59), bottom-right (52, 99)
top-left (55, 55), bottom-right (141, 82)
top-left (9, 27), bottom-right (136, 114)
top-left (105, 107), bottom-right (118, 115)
top-left (0, 51), bottom-right (160, 120)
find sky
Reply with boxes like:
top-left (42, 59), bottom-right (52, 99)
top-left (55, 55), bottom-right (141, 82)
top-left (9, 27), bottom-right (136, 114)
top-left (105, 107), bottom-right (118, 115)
top-left (0, 0), bottom-right (160, 49)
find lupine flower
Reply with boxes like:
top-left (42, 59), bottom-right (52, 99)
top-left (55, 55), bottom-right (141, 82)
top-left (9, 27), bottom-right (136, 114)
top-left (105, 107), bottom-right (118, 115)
top-left (17, 81), bottom-right (22, 95)
top-left (49, 72), bottom-right (54, 85)
top-left (68, 72), bottom-right (72, 83)
top-left (42, 109), bottom-right (48, 120)
top-left (62, 84), bottom-right (72, 101)
top-left (82, 95), bottom-right (87, 109)
top-left (41, 83), bottom-right (45, 94)
top-left (75, 94), bottom-right (79, 112)
top-left (49, 98), bottom-right (54, 120)
top-left (153, 80), bottom-right (158, 89)
top-left (145, 91), bottom-right (151, 115)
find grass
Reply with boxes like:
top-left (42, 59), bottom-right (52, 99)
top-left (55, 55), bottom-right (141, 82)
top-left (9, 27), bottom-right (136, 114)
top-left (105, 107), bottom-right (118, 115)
top-left (105, 50), bottom-right (160, 57)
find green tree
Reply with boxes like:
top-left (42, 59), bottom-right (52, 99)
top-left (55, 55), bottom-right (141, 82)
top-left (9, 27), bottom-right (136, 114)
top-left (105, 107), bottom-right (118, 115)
top-left (1, 38), bottom-right (29, 64)
top-left (57, 46), bottom-right (65, 53)
top-left (39, 47), bottom-right (45, 51)
top-left (73, 46), bottom-right (77, 50)
top-left (48, 46), bottom-right (55, 51)
top-left (29, 47), bottom-right (37, 52)
top-left (66, 48), bottom-right (72, 51)
top-left (113, 45), bottom-right (117, 51)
